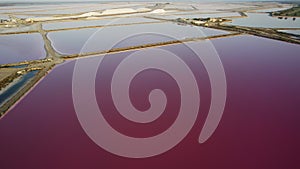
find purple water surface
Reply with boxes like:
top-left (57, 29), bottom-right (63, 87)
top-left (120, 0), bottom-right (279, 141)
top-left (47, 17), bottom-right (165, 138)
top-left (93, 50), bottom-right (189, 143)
top-left (0, 33), bottom-right (46, 64)
top-left (0, 35), bottom-right (299, 168)
top-left (48, 22), bottom-right (228, 55)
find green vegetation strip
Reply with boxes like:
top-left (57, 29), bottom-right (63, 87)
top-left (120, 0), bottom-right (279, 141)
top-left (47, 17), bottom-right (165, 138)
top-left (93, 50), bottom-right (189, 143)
top-left (271, 6), bottom-right (300, 17)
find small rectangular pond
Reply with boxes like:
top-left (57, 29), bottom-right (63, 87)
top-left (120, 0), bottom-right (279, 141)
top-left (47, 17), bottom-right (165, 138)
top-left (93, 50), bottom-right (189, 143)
top-left (0, 70), bottom-right (38, 106)
top-left (0, 33), bottom-right (46, 64)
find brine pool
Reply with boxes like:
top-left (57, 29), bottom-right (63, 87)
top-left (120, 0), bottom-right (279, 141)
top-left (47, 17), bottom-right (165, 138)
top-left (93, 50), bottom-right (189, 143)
top-left (43, 17), bottom-right (159, 30)
top-left (0, 33), bottom-right (46, 64)
top-left (151, 12), bottom-right (241, 20)
top-left (0, 35), bottom-right (299, 169)
top-left (48, 22), bottom-right (229, 55)
top-left (228, 13), bottom-right (300, 28)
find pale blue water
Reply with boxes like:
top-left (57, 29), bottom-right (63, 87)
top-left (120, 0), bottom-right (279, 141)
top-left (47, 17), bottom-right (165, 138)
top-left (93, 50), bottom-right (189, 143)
top-left (48, 22), bottom-right (229, 55)
top-left (0, 33), bottom-right (46, 64)
top-left (152, 12), bottom-right (241, 20)
top-left (253, 7), bottom-right (292, 13)
top-left (228, 13), bottom-right (300, 28)
top-left (0, 70), bottom-right (38, 106)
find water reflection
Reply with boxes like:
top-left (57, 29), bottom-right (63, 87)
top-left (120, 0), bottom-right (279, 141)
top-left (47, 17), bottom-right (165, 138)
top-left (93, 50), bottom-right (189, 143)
top-left (48, 22), bottom-right (228, 55)
top-left (0, 70), bottom-right (38, 106)
top-left (0, 33), bottom-right (46, 64)
top-left (228, 13), bottom-right (300, 28)
top-left (253, 7), bottom-right (292, 13)
top-left (152, 12), bottom-right (240, 20)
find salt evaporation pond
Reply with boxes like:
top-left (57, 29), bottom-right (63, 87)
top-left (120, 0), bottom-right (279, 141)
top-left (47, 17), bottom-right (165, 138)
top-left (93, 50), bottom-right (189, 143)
top-left (252, 7), bottom-right (292, 13)
top-left (0, 33), bottom-right (46, 64)
top-left (228, 13), bottom-right (300, 28)
top-left (0, 35), bottom-right (299, 168)
top-left (152, 12), bottom-right (241, 20)
top-left (48, 22), bottom-right (229, 55)
top-left (22, 7), bottom-right (115, 15)
top-left (0, 4), bottom-right (76, 13)
top-left (43, 17), bottom-right (158, 30)
top-left (18, 3), bottom-right (145, 15)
